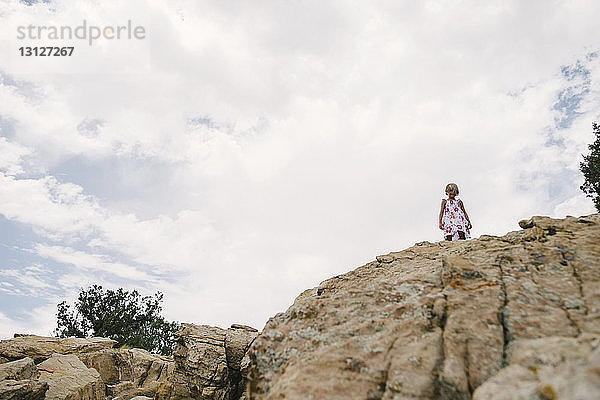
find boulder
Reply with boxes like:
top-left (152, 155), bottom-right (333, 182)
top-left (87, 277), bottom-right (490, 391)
top-left (248, 214), bottom-right (600, 399)
top-left (0, 357), bottom-right (45, 400)
top-left (38, 354), bottom-right (103, 400)
top-left (0, 379), bottom-right (48, 400)
top-left (159, 323), bottom-right (257, 400)
top-left (78, 348), bottom-right (174, 400)
top-left (0, 336), bottom-right (115, 363)
top-left (0, 358), bottom-right (38, 381)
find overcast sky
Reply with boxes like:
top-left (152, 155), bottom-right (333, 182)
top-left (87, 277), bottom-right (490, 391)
top-left (0, 0), bottom-right (598, 339)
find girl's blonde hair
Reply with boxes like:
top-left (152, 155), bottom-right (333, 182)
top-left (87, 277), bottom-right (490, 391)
top-left (445, 183), bottom-right (459, 195)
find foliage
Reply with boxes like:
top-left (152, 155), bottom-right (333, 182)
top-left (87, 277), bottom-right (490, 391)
top-left (55, 285), bottom-right (180, 355)
top-left (580, 122), bottom-right (600, 212)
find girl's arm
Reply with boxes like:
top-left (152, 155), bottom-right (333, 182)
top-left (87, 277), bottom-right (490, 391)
top-left (438, 199), bottom-right (446, 230)
top-left (459, 200), bottom-right (472, 228)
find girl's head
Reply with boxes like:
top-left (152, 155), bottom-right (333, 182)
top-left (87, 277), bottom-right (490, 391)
top-left (445, 183), bottom-right (459, 197)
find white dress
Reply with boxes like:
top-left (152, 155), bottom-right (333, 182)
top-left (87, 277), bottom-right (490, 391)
top-left (442, 198), bottom-right (471, 241)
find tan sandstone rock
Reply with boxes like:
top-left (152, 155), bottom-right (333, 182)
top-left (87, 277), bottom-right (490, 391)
top-left (38, 354), bottom-right (103, 400)
top-left (0, 357), bottom-right (45, 400)
top-left (248, 214), bottom-right (600, 399)
top-left (0, 328), bottom-right (257, 400)
top-left (0, 336), bottom-right (115, 364)
top-left (159, 323), bottom-right (258, 400)
top-left (0, 358), bottom-right (39, 381)
top-left (0, 379), bottom-right (48, 400)
top-left (78, 348), bottom-right (174, 400)
top-left (473, 336), bottom-right (600, 399)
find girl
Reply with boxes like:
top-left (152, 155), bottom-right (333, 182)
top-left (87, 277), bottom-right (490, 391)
top-left (439, 183), bottom-right (472, 241)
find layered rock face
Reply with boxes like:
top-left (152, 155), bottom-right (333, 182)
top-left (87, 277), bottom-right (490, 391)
top-left (38, 354), bottom-right (104, 400)
top-left (0, 336), bottom-right (116, 364)
top-left (0, 357), bottom-right (47, 400)
top-left (77, 348), bottom-right (173, 400)
top-left (248, 214), bottom-right (600, 399)
top-left (158, 323), bottom-right (258, 400)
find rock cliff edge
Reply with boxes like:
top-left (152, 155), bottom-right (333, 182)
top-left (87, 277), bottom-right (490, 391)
top-left (248, 214), bottom-right (600, 400)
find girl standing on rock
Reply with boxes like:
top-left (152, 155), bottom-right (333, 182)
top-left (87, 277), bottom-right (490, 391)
top-left (439, 183), bottom-right (472, 241)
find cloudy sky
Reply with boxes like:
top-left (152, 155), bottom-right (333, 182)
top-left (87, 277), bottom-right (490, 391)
top-left (0, 0), bottom-right (598, 339)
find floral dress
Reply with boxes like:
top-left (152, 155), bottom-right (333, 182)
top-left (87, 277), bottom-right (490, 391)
top-left (442, 198), bottom-right (470, 241)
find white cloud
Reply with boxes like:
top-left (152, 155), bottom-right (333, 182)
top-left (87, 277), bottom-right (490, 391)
top-left (553, 192), bottom-right (596, 218)
top-left (0, 304), bottom-right (56, 339)
top-left (0, 267), bottom-right (53, 290)
top-left (0, 174), bottom-right (102, 237)
top-left (0, 0), bottom-right (599, 335)
top-left (0, 137), bottom-right (31, 175)
top-left (33, 244), bottom-right (157, 282)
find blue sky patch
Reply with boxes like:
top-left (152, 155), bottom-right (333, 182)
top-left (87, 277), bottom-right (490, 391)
top-left (553, 58), bottom-right (592, 130)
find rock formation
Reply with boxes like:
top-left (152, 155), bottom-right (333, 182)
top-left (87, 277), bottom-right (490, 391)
top-left (157, 323), bottom-right (258, 400)
top-left (0, 337), bottom-right (116, 364)
top-left (77, 348), bottom-right (173, 400)
top-left (38, 354), bottom-right (104, 400)
top-left (0, 324), bottom-right (258, 400)
top-left (0, 379), bottom-right (48, 400)
top-left (248, 214), bottom-right (600, 399)
top-left (0, 335), bottom-right (173, 400)
top-left (0, 358), bottom-right (47, 400)
top-left (0, 358), bottom-right (39, 381)
top-left (1, 213), bottom-right (598, 400)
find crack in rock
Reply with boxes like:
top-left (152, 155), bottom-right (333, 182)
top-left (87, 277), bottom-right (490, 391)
top-left (432, 294), bottom-right (448, 399)
top-left (496, 255), bottom-right (511, 368)
top-left (557, 245), bottom-right (588, 315)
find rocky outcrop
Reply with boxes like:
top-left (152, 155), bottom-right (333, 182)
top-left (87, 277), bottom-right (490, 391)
top-left (38, 354), bottom-right (103, 400)
top-left (0, 358), bottom-right (39, 381)
top-left (0, 358), bottom-right (46, 400)
top-left (0, 337), bottom-right (116, 364)
top-left (0, 323), bottom-right (258, 400)
top-left (0, 335), bottom-right (175, 400)
top-left (78, 348), bottom-right (173, 400)
top-left (158, 324), bottom-right (258, 400)
top-left (0, 379), bottom-right (48, 400)
top-left (248, 214), bottom-right (600, 399)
